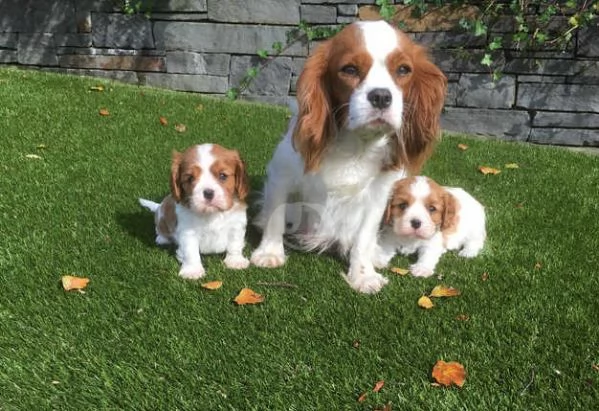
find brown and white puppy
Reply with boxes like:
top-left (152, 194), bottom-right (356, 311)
top-left (375, 176), bottom-right (486, 277)
top-left (139, 143), bottom-right (250, 279)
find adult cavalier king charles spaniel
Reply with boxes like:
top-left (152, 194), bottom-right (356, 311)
top-left (252, 20), bottom-right (447, 293)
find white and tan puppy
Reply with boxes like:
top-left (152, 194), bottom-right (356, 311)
top-left (139, 143), bottom-right (250, 279)
top-left (375, 176), bottom-right (486, 277)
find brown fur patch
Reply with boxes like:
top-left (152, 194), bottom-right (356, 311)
top-left (156, 194), bottom-right (177, 239)
top-left (170, 147), bottom-right (201, 204)
top-left (209, 144), bottom-right (249, 203)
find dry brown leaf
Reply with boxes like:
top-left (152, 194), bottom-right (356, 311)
top-left (504, 163), bottom-right (519, 169)
top-left (592, 364), bottom-right (599, 372)
top-left (432, 360), bottom-right (466, 388)
top-left (373, 380), bottom-right (385, 393)
top-left (61, 275), bottom-right (90, 291)
top-left (90, 85), bottom-right (104, 92)
top-left (534, 262), bottom-right (542, 270)
top-left (36, 144), bottom-right (47, 150)
top-left (515, 203), bottom-right (525, 209)
top-left (481, 272), bottom-right (489, 281)
top-left (159, 116), bottom-right (168, 126)
top-left (233, 288), bottom-right (264, 305)
top-left (429, 285), bottom-right (461, 298)
top-left (195, 104), bottom-right (204, 112)
top-left (457, 143), bottom-right (469, 151)
top-left (479, 166), bottom-right (501, 175)
top-left (357, 392), bottom-right (368, 403)
top-left (456, 314), bottom-right (470, 321)
top-left (352, 339), bottom-right (361, 349)
top-left (201, 281), bottom-right (222, 290)
top-left (174, 123), bottom-right (187, 133)
top-left (99, 108), bottom-right (110, 116)
top-left (25, 154), bottom-right (42, 160)
top-left (418, 295), bottom-right (434, 309)
top-left (390, 267), bottom-right (409, 276)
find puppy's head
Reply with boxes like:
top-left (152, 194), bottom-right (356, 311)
top-left (385, 176), bottom-right (457, 239)
top-left (170, 144), bottom-right (249, 214)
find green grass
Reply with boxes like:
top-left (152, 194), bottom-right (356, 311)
top-left (0, 67), bottom-right (598, 410)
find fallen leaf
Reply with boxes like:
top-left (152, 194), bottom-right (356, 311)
top-left (174, 123), bottom-right (187, 133)
top-left (195, 104), bottom-right (204, 112)
top-left (504, 163), bottom-right (519, 169)
top-left (592, 364), bottom-right (599, 372)
top-left (357, 392), bottom-right (368, 403)
top-left (481, 272), bottom-right (489, 281)
top-left (390, 267), bottom-right (409, 276)
top-left (479, 166), bottom-right (501, 175)
top-left (432, 360), bottom-right (466, 388)
top-left (36, 144), bottom-right (47, 150)
top-left (430, 382), bottom-right (442, 387)
top-left (456, 314), bottom-right (470, 321)
top-left (61, 275), bottom-right (90, 291)
top-left (373, 380), bottom-right (385, 393)
top-left (418, 295), bottom-right (434, 309)
top-left (201, 281), bottom-right (222, 290)
top-left (159, 116), bottom-right (168, 126)
top-left (25, 154), bottom-right (42, 160)
top-left (457, 143), bottom-right (469, 151)
top-left (534, 262), bottom-right (542, 270)
top-left (51, 380), bottom-right (60, 385)
top-left (89, 85), bottom-right (104, 92)
top-left (99, 108), bottom-right (110, 116)
top-left (429, 285), bottom-right (461, 298)
top-left (352, 339), bottom-right (361, 349)
top-left (233, 288), bottom-right (264, 305)
top-left (515, 203), bottom-right (525, 209)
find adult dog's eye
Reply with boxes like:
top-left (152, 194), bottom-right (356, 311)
top-left (428, 205), bottom-right (437, 213)
top-left (218, 172), bottom-right (228, 182)
top-left (396, 65), bottom-right (411, 76)
top-left (340, 65), bottom-right (359, 76)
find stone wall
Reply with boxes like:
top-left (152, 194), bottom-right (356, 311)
top-left (1, 0), bottom-right (598, 146)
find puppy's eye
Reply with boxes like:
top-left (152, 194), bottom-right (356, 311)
top-left (396, 65), bottom-right (411, 76)
top-left (340, 65), bottom-right (359, 76)
top-left (218, 172), bottom-right (228, 182)
top-left (428, 205), bottom-right (437, 213)
top-left (396, 202), bottom-right (408, 211)
top-left (183, 174), bottom-right (194, 184)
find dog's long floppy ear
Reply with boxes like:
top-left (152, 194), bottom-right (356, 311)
top-left (169, 150), bottom-right (183, 202)
top-left (233, 150), bottom-right (250, 201)
top-left (293, 40), bottom-right (335, 173)
top-left (441, 190), bottom-right (458, 231)
top-left (397, 45), bottom-right (447, 175)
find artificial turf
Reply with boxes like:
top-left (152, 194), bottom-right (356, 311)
top-left (0, 67), bottom-right (597, 410)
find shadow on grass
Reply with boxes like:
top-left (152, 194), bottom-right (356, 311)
top-left (115, 208), bottom-right (160, 249)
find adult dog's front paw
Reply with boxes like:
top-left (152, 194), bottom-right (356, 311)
top-left (178, 264), bottom-right (206, 280)
top-left (224, 254), bottom-right (250, 270)
top-left (344, 267), bottom-right (389, 294)
top-left (250, 244), bottom-right (286, 268)
top-left (409, 263), bottom-right (434, 278)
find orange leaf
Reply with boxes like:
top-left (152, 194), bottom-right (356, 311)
top-left (174, 123), bottom-right (187, 133)
top-left (390, 267), bottom-right (409, 276)
top-left (98, 108), bottom-right (110, 116)
top-left (479, 166), bottom-right (501, 175)
top-left (233, 288), bottom-right (264, 305)
top-left (357, 392), bottom-right (368, 403)
top-left (159, 116), bottom-right (168, 126)
top-left (61, 275), bottom-right (90, 291)
top-left (457, 143), bottom-right (469, 151)
top-left (201, 281), bottom-right (222, 290)
top-left (429, 285), bottom-right (461, 298)
top-left (432, 360), bottom-right (466, 388)
top-left (373, 380), bottom-right (385, 393)
top-left (418, 295), bottom-right (434, 309)
top-left (455, 314), bottom-right (470, 321)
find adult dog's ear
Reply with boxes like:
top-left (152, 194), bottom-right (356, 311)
top-left (169, 150), bottom-right (183, 202)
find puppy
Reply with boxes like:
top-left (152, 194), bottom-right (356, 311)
top-left (139, 143), bottom-right (250, 279)
top-left (375, 176), bottom-right (486, 277)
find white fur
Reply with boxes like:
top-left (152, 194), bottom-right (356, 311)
top-left (251, 22), bottom-right (407, 293)
top-left (376, 179), bottom-right (486, 277)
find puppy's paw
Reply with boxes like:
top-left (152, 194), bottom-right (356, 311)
top-left (178, 264), bottom-right (206, 280)
top-left (344, 268), bottom-right (389, 294)
top-left (250, 244), bottom-right (286, 268)
top-left (409, 263), bottom-right (434, 278)
top-left (224, 254), bottom-right (250, 270)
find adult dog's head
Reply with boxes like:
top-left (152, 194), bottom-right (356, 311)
top-left (293, 20), bottom-right (447, 174)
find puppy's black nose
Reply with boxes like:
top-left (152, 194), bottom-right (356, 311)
top-left (203, 189), bottom-right (215, 201)
top-left (367, 88), bottom-right (392, 109)
top-left (410, 219), bottom-right (422, 229)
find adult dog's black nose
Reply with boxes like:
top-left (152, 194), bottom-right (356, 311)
top-left (410, 219), bottom-right (422, 229)
top-left (203, 189), bottom-right (215, 201)
top-left (367, 88), bottom-right (392, 109)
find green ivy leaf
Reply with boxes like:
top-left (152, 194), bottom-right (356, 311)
top-left (272, 41), bottom-right (283, 53)
top-left (474, 20), bottom-right (488, 37)
top-left (481, 53), bottom-right (493, 67)
top-left (246, 67), bottom-right (259, 78)
top-left (257, 49), bottom-right (269, 59)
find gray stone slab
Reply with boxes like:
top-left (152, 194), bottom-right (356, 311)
top-left (55, 48), bottom-right (164, 56)
top-left (143, 72), bottom-right (228, 93)
top-left (53, 34), bottom-right (92, 48)
top-left (0, 50), bottom-right (18, 63)
top-left (166, 52), bottom-right (230, 75)
top-left (152, 0), bottom-right (207, 12)
top-left (154, 22), bottom-right (308, 56)
top-left (42, 67), bottom-right (139, 84)
top-left (578, 25), bottom-right (599, 57)
top-left (58, 54), bottom-right (165, 71)
top-left (445, 81), bottom-right (458, 106)
top-left (430, 49), bottom-right (490, 73)
top-left (529, 128), bottom-right (599, 146)
top-left (533, 112), bottom-right (599, 128)
top-left (208, 0), bottom-right (300, 24)
top-left (0, 0), bottom-right (77, 33)
top-left (302, 0), bottom-right (374, 3)
top-left (229, 55), bottom-right (292, 96)
top-left (18, 33), bottom-right (58, 66)
top-left (517, 83), bottom-right (599, 113)
top-left (441, 107), bottom-right (530, 140)
top-left (291, 57), bottom-right (306, 75)
top-left (0, 33), bottom-right (18, 49)
top-left (300, 5), bottom-right (337, 24)
top-left (504, 57), bottom-right (590, 76)
top-left (456, 74), bottom-right (515, 109)
top-left (92, 13), bottom-right (154, 49)
top-left (75, 1), bottom-right (119, 12)
top-left (413, 32), bottom-right (487, 49)
top-left (150, 13), bottom-right (208, 21)
top-left (518, 75), bottom-right (566, 83)
top-left (337, 4), bottom-right (358, 16)
top-left (337, 16), bottom-right (358, 24)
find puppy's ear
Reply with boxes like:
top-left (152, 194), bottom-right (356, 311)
top-left (169, 150), bottom-right (182, 202)
top-left (233, 151), bottom-right (250, 201)
top-left (441, 191), bottom-right (458, 231)
top-left (293, 40), bottom-right (335, 172)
